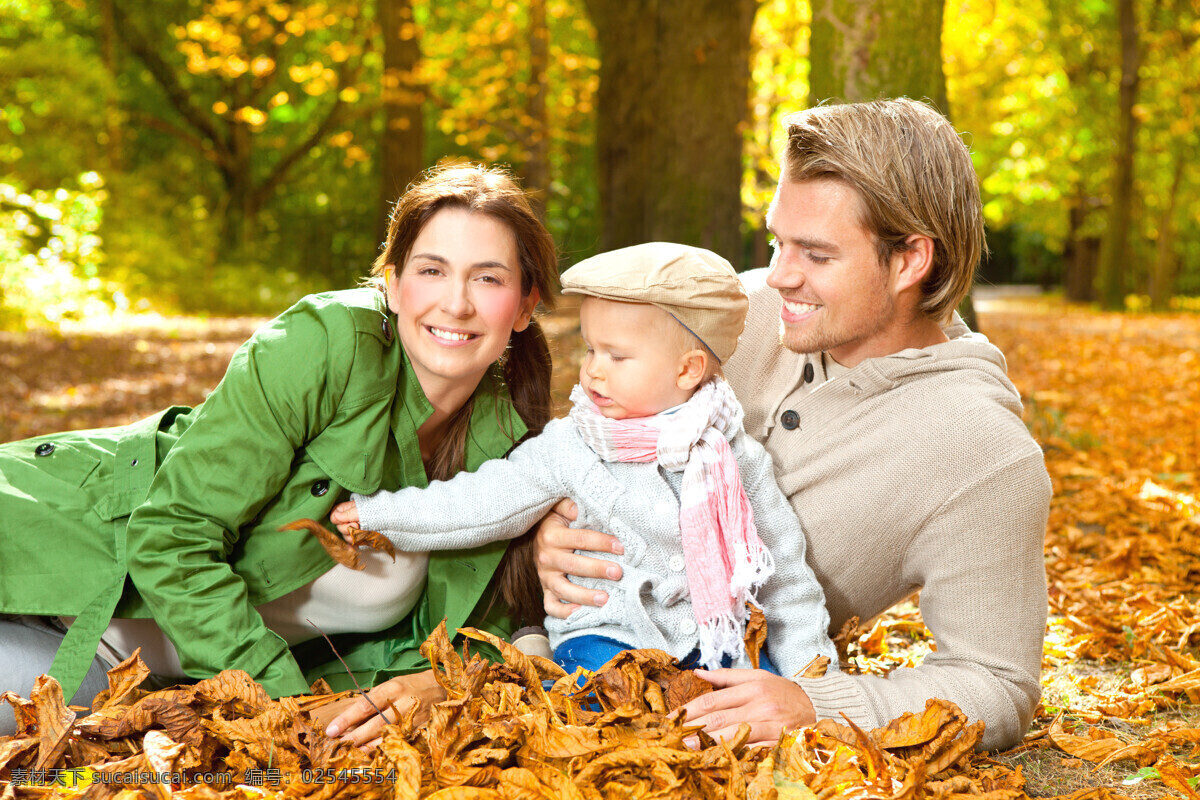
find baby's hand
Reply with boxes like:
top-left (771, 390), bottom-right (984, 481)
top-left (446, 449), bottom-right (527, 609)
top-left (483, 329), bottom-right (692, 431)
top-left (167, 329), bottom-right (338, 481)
top-left (330, 500), bottom-right (361, 543)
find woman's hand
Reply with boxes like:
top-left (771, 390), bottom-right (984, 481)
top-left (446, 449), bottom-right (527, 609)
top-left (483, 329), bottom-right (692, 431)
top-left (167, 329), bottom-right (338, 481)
top-left (319, 670), bottom-right (446, 750)
top-left (330, 500), bottom-right (361, 541)
top-left (533, 499), bottom-right (625, 619)
top-left (678, 670), bottom-right (816, 748)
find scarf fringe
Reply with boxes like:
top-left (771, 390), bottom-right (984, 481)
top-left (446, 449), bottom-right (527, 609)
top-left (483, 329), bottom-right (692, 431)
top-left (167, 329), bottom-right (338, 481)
top-left (730, 540), bottom-right (775, 598)
top-left (698, 613), bottom-right (748, 671)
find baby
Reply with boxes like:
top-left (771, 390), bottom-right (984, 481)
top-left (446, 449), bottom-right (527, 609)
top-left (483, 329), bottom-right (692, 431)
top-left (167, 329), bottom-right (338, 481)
top-left (332, 242), bottom-right (837, 677)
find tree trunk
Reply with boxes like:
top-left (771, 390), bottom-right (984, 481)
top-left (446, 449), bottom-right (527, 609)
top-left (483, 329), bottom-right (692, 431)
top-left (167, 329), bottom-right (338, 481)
top-left (1098, 0), bottom-right (1140, 310)
top-left (1064, 193), bottom-right (1099, 303)
top-left (583, 0), bottom-right (757, 259)
top-left (1149, 149), bottom-right (1184, 310)
top-left (222, 120), bottom-right (256, 254)
top-left (809, 0), bottom-right (948, 112)
top-left (521, 0), bottom-right (551, 214)
top-left (378, 0), bottom-right (426, 247)
top-left (98, 0), bottom-right (123, 173)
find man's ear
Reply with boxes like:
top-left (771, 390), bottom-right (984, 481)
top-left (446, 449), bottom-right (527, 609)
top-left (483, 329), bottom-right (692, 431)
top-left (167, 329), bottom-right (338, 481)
top-left (676, 349), bottom-right (710, 392)
top-left (891, 234), bottom-right (936, 294)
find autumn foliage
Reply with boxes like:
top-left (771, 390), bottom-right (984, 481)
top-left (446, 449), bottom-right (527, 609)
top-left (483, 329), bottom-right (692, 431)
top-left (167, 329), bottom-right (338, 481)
top-left (1, 622), bottom-right (1015, 800)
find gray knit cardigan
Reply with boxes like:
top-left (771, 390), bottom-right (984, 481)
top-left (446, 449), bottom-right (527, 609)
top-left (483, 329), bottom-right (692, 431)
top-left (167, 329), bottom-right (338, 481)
top-left (354, 414), bottom-right (839, 678)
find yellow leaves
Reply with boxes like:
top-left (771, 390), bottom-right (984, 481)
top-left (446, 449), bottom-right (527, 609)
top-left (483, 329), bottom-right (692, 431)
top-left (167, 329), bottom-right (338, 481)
top-left (987, 303), bottom-right (1200, 669)
top-left (326, 41), bottom-right (351, 63)
top-left (287, 64), bottom-right (312, 84)
top-left (31, 675), bottom-right (75, 771)
top-left (250, 56), bottom-right (275, 77)
top-left (968, 301), bottom-right (1200, 789)
top-left (289, 62), bottom-right (339, 96)
top-left (744, 603), bottom-right (767, 669)
top-left (278, 519), bottom-right (395, 571)
top-left (232, 107), bottom-right (268, 128)
top-left (1047, 716), bottom-right (1161, 768)
top-left (0, 632), bottom-right (1108, 799)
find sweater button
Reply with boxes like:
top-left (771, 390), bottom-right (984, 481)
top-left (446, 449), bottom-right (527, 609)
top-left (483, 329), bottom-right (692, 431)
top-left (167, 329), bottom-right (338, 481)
top-left (781, 410), bottom-right (800, 430)
top-left (310, 480), bottom-right (330, 497)
top-left (34, 443), bottom-right (55, 456)
top-left (668, 555), bottom-right (685, 572)
top-left (803, 362), bottom-right (815, 383)
top-left (680, 619), bottom-right (697, 636)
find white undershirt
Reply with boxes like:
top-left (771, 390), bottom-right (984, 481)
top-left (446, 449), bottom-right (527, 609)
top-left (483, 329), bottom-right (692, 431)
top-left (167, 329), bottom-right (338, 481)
top-left (91, 549), bottom-right (429, 677)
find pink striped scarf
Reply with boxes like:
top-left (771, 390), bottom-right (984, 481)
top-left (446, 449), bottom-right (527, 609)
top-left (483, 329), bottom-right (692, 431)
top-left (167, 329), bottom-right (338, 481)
top-left (568, 378), bottom-right (774, 669)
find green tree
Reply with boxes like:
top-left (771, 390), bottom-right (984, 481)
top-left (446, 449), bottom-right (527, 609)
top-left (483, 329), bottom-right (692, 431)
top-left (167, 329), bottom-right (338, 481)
top-left (108, 0), bottom-right (373, 253)
top-left (947, 0), bottom-right (1117, 301)
top-left (421, 0), bottom-right (599, 254)
top-left (0, 0), bottom-right (114, 187)
top-left (947, 0), bottom-right (1200, 307)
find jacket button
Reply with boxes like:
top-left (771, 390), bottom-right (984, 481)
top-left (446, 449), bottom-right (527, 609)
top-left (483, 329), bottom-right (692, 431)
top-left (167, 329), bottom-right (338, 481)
top-left (311, 480), bottom-right (330, 497)
top-left (35, 443), bottom-right (55, 456)
top-left (381, 317), bottom-right (393, 342)
top-left (781, 410), bottom-right (800, 430)
top-left (803, 362), bottom-right (815, 383)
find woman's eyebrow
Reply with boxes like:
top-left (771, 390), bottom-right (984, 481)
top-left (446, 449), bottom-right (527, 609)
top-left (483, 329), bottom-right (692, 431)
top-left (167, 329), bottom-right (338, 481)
top-left (409, 253), bottom-right (515, 272)
top-left (471, 261), bottom-right (516, 272)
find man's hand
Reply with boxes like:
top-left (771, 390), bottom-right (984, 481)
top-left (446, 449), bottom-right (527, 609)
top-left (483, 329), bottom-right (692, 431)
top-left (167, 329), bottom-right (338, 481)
top-left (319, 670), bottom-right (446, 750)
top-left (679, 669), bottom-right (816, 748)
top-left (533, 499), bottom-right (625, 619)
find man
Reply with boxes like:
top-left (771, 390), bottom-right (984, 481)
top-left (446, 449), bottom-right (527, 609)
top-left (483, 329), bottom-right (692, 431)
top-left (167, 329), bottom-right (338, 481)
top-left (535, 98), bottom-right (1051, 751)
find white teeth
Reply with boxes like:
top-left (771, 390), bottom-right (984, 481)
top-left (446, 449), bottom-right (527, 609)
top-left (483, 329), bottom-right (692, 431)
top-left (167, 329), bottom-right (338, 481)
top-left (429, 327), bottom-right (473, 341)
top-left (784, 300), bottom-right (820, 315)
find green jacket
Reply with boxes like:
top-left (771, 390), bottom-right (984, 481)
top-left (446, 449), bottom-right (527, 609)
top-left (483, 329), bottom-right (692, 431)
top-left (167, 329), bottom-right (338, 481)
top-left (0, 289), bottom-right (524, 699)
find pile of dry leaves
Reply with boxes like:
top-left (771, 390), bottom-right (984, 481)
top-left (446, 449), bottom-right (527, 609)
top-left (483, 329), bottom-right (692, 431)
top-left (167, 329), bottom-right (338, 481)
top-left (1, 620), bottom-right (1045, 800)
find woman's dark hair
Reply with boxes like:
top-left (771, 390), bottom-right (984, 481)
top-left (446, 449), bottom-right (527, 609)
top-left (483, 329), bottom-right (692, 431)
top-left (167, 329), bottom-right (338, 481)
top-left (373, 163), bottom-right (557, 624)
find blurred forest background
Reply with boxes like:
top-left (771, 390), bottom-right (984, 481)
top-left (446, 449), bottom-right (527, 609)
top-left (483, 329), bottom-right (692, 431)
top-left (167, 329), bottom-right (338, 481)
top-left (1, 0), bottom-right (1197, 327)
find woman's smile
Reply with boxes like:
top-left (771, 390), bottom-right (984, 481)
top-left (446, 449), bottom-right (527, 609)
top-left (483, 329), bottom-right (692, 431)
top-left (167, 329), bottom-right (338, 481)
top-left (425, 325), bottom-right (479, 344)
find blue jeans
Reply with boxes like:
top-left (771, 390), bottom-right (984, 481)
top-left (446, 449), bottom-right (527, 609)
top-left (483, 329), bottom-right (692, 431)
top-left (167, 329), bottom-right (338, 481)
top-left (0, 615), bottom-right (113, 736)
top-left (555, 634), bottom-right (781, 676)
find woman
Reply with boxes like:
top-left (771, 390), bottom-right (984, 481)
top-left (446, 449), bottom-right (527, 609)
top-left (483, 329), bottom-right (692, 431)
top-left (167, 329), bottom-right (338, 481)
top-left (0, 164), bottom-right (556, 738)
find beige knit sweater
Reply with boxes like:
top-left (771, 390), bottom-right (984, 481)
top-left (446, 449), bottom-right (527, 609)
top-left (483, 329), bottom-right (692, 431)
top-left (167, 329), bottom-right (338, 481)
top-left (724, 269), bottom-right (1051, 751)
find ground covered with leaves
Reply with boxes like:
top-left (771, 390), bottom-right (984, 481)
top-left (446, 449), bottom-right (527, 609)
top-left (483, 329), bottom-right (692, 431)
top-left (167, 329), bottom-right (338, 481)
top-left (1, 296), bottom-right (1199, 798)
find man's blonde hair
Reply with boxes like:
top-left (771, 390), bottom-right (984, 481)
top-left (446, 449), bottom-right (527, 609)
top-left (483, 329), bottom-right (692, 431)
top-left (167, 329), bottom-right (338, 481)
top-left (781, 98), bottom-right (986, 322)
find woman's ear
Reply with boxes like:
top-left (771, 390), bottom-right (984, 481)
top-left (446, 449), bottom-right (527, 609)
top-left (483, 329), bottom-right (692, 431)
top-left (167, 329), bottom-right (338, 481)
top-left (383, 265), bottom-right (400, 314)
top-left (513, 287), bottom-right (541, 333)
top-left (676, 349), bottom-right (710, 392)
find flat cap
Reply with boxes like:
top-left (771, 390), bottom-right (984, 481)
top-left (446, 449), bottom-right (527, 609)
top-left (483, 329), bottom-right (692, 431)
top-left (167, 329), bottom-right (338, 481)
top-left (560, 242), bottom-right (748, 363)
